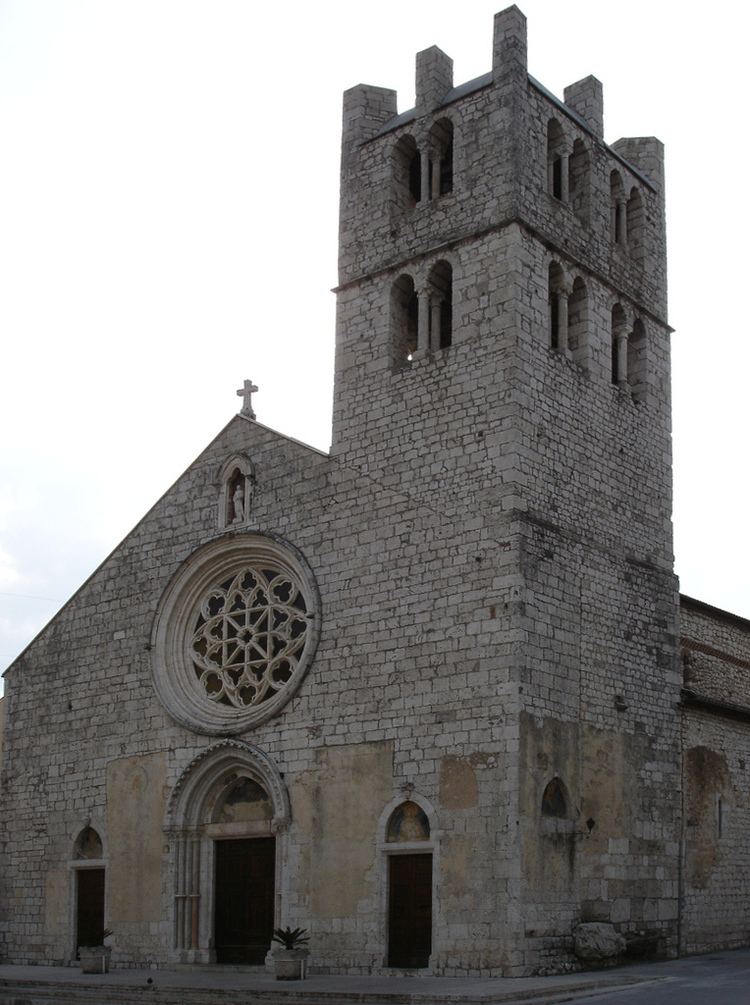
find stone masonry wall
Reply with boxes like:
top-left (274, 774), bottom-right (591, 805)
top-left (0, 414), bottom-right (524, 973)
top-left (680, 598), bottom-right (750, 954)
top-left (330, 4), bottom-right (677, 974)
top-left (0, 5), bottom-right (686, 980)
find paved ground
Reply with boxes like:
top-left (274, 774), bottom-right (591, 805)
top-left (560, 948), bottom-right (750, 1004)
top-left (0, 960), bottom-right (657, 1005)
top-left (1, 949), bottom-right (749, 1005)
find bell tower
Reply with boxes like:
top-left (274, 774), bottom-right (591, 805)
top-left (332, 5), bottom-right (680, 970)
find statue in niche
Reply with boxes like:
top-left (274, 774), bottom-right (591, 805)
top-left (232, 480), bottom-right (245, 523)
top-left (227, 469), bottom-right (255, 525)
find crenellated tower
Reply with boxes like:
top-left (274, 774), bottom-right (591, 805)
top-left (332, 5), bottom-right (680, 971)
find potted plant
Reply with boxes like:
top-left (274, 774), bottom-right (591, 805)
top-left (79, 928), bottom-right (113, 974)
top-left (270, 926), bottom-right (310, 980)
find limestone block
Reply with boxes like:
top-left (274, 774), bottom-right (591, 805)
top-left (573, 922), bottom-right (626, 961)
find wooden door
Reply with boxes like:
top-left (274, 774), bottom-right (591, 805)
top-left (388, 853), bottom-right (432, 968)
top-left (214, 837), bottom-right (275, 964)
top-left (76, 868), bottom-right (105, 953)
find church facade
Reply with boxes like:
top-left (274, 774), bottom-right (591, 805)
top-left (1, 7), bottom-right (749, 978)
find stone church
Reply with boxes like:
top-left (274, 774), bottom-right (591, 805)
top-left (1, 6), bottom-right (749, 978)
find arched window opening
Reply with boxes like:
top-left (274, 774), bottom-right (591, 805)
top-left (74, 826), bottom-right (103, 860)
top-left (410, 151), bottom-right (422, 202)
top-left (568, 139), bottom-right (590, 221)
top-left (391, 274), bottom-right (419, 368)
top-left (628, 318), bottom-right (647, 402)
top-left (541, 777), bottom-right (568, 819)
top-left (567, 277), bottom-right (588, 368)
top-left (428, 118), bottom-right (454, 198)
top-left (428, 260), bottom-right (453, 350)
top-left (386, 801), bottom-right (431, 842)
top-left (610, 171), bottom-right (625, 245)
top-left (611, 303), bottom-right (627, 386)
top-left (626, 187), bottom-right (645, 262)
top-left (547, 119), bottom-right (566, 201)
top-left (548, 262), bottom-right (565, 352)
top-left (393, 135), bottom-right (421, 212)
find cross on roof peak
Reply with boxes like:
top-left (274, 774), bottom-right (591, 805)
top-left (236, 379), bottom-right (258, 419)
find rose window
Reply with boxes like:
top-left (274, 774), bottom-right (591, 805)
top-left (151, 535), bottom-right (320, 735)
top-left (191, 567), bottom-right (312, 709)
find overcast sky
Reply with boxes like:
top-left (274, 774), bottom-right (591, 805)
top-left (1, 0), bottom-right (748, 688)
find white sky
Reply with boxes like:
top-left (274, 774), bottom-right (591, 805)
top-left (1, 0), bottom-right (748, 687)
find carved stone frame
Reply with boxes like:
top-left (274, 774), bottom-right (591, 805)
top-left (151, 533), bottom-right (320, 735)
top-left (217, 453), bottom-right (256, 531)
top-left (164, 740), bottom-right (291, 964)
top-left (376, 794), bottom-right (441, 972)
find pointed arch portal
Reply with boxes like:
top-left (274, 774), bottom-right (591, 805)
top-left (165, 740), bottom-right (290, 964)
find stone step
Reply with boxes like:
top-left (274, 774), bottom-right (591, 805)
top-left (0, 968), bottom-right (654, 1005)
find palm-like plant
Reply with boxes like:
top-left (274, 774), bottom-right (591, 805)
top-left (272, 926), bottom-right (309, 950)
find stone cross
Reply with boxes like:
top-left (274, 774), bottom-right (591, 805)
top-left (236, 379), bottom-right (258, 419)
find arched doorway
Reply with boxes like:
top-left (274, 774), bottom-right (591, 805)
top-left (165, 741), bottom-right (290, 965)
top-left (71, 826), bottom-right (106, 957)
top-left (383, 800), bottom-right (435, 968)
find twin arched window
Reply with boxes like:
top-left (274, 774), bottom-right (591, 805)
top-left (611, 171), bottom-right (645, 261)
top-left (393, 120), bottom-right (454, 212)
top-left (391, 262), bottom-right (453, 368)
top-left (547, 119), bottom-right (590, 222)
top-left (548, 262), bottom-right (588, 368)
top-left (611, 305), bottom-right (647, 401)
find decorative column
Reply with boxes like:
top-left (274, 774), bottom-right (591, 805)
top-left (430, 295), bottom-right (442, 351)
top-left (616, 199), bottom-right (626, 245)
top-left (558, 288), bottom-right (570, 356)
top-left (431, 153), bottom-right (441, 201)
top-left (174, 834), bottom-right (201, 952)
top-left (420, 153), bottom-right (430, 204)
top-left (560, 153), bottom-right (570, 203)
top-left (417, 288), bottom-right (430, 355)
top-left (615, 327), bottom-right (629, 389)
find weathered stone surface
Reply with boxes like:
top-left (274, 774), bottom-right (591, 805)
top-left (0, 3), bottom-right (748, 983)
top-left (573, 923), bottom-right (626, 961)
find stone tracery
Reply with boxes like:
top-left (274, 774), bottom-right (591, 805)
top-left (190, 565), bottom-right (312, 709)
top-left (151, 534), bottom-right (320, 735)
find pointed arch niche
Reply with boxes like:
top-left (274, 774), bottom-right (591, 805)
top-left (217, 453), bottom-right (256, 530)
top-left (165, 740), bottom-right (290, 964)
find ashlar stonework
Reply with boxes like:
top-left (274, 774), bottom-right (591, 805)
top-left (1, 5), bottom-right (749, 979)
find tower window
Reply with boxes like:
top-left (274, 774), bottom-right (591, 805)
top-left (611, 303), bottom-right (627, 386)
top-left (393, 135), bottom-right (422, 211)
top-left (391, 274), bottom-right (419, 368)
top-left (428, 260), bottom-right (453, 350)
top-left (548, 262), bottom-right (565, 351)
top-left (547, 119), bottom-right (566, 201)
top-left (568, 277), bottom-right (588, 368)
top-left (569, 139), bottom-right (590, 222)
top-left (428, 118), bottom-right (454, 198)
top-left (628, 318), bottom-right (647, 402)
top-left (610, 171), bottom-right (625, 245)
top-left (626, 187), bottom-right (645, 263)
top-left (409, 149), bottom-right (422, 202)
